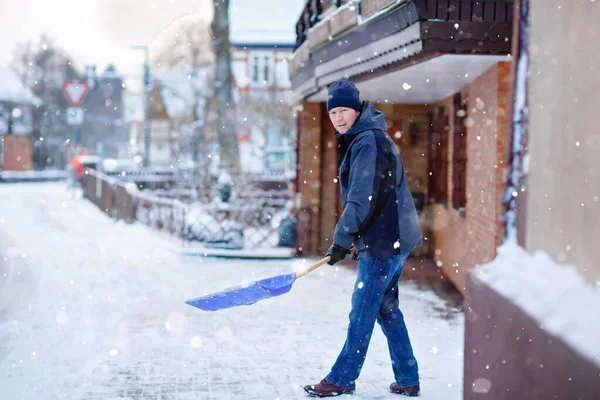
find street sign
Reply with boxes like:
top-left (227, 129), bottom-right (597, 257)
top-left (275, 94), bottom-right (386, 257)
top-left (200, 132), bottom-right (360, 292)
top-left (66, 107), bottom-right (84, 125)
top-left (62, 82), bottom-right (89, 107)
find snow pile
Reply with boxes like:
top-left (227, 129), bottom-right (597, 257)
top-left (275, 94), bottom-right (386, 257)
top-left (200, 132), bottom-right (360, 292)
top-left (185, 202), bottom-right (244, 249)
top-left (474, 242), bottom-right (600, 367)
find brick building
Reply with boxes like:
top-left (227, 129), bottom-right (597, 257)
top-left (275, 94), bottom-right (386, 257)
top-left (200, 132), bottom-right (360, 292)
top-left (0, 66), bottom-right (42, 172)
top-left (289, 0), bottom-right (514, 293)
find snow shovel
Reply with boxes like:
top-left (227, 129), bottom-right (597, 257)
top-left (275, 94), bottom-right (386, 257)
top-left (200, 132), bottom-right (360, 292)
top-left (185, 249), bottom-right (353, 312)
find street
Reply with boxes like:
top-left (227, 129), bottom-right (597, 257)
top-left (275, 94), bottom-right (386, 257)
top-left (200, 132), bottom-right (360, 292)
top-left (0, 183), bottom-right (463, 399)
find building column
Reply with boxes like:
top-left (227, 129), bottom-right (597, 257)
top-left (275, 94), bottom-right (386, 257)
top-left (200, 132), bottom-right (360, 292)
top-left (296, 102), bottom-right (323, 256)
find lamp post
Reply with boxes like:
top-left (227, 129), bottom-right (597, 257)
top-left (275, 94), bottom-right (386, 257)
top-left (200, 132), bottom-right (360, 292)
top-left (131, 45), bottom-right (151, 167)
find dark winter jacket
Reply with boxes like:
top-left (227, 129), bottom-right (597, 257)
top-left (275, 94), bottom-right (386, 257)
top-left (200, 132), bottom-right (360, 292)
top-left (333, 101), bottom-right (422, 258)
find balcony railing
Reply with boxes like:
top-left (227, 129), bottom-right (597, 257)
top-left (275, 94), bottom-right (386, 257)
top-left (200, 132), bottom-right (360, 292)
top-left (293, 0), bottom-right (514, 51)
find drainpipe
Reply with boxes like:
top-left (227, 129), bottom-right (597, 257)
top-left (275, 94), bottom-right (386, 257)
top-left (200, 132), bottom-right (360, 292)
top-left (503, 0), bottom-right (530, 246)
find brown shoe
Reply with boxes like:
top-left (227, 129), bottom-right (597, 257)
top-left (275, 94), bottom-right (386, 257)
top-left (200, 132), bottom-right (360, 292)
top-left (390, 382), bottom-right (420, 396)
top-left (304, 378), bottom-right (355, 397)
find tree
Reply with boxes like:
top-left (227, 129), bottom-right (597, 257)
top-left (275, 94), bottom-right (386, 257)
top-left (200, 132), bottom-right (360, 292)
top-left (211, 0), bottom-right (239, 175)
top-left (152, 15), bottom-right (217, 201)
top-left (10, 34), bottom-right (81, 168)
top-left (152, 15), bottom-right (214, 74)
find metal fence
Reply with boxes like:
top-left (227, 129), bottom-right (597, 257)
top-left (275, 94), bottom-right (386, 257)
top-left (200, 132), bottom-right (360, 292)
top-left (83, 169), bottom-right (296, 252)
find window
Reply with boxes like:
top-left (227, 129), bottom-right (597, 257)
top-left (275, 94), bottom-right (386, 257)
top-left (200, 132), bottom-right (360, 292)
top-left (252, 56), bottom-right (260, 83)
top-left (452, 93), bottom-right (467, 210)
top-left (250, 52), bottom-right (273, 85)
top-left (263, 56), bottom-right (270, 83)
top-left (428, 106), bottom-right (448, 204)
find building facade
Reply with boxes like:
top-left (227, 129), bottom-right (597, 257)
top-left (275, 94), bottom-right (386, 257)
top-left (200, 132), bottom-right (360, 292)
top-left (290, 0), bottom-right (513, 293)
top-left (82, 65), bottom-right (128, 158)
top-left (228, 0), bottom-right (305, 176)
top-left (0, 67), bottom-right (42, 172)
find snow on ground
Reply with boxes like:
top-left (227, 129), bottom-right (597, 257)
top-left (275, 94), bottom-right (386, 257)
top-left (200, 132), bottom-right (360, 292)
top-left (0, 182), bottom-right (464, 399)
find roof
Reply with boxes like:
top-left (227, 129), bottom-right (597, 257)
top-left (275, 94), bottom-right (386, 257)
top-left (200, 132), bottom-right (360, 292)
top-left (0, 66), bottom-right (42, 106)
top-left (229, 0), bottom-right (305, 46)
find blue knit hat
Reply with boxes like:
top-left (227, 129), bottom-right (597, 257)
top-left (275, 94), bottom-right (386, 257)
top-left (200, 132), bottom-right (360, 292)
top-left (327, 80), bottom-right (361, 111)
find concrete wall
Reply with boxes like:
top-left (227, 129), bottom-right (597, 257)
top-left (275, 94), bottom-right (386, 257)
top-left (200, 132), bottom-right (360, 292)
top-left (432, 62), bottom-right (512, 293)
top-left (526, 0), bottom-right (600, 284)
top-left (464, 272), bottom-right (600, 399)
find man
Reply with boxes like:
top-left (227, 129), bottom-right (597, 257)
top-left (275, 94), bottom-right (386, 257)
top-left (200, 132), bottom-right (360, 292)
top-left (304, 80), bottom-right (423, 398)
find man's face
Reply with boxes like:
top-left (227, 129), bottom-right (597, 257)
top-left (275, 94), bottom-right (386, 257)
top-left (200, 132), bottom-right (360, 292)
top-left (328, 107), bottom-right (359, 134)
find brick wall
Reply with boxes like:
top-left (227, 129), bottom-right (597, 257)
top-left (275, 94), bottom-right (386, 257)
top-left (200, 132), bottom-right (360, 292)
top-left (496, 62), bottom-right (512, 248)
top-left (376, 104), bottom-right (430, 194)
top-left (377, 103), bottom-right (432, 256)
top-left (1, 135), bottom-right (32, 171)
top-left (432, 62), bottom-right (512, 293)
top-left (319, 104), bottom-right (339, 253)
top-left (296, 103), bottom-right (323, 255)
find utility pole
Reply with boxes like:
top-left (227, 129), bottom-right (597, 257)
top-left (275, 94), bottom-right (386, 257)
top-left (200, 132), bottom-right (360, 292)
top-left (132, 45), bottom-right (151, 167)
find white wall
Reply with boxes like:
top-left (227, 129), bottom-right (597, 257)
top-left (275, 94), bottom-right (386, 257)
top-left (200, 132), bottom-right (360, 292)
top-left (527, 0), bottom-right (600, 284)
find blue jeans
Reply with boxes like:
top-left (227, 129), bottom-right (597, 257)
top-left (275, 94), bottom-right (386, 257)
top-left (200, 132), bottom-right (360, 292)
top-left (326, 253), bottom-right (419, 389)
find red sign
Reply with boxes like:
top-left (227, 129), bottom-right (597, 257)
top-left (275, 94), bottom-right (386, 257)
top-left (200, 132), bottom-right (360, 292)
top-left (62, 82), bottom-right (89, 107)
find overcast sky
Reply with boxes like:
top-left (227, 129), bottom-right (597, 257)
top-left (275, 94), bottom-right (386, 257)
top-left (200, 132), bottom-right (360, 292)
top-left (0, 0), bottom-right (212, 76)
top-left (1, 0), bottom-right (305, 77)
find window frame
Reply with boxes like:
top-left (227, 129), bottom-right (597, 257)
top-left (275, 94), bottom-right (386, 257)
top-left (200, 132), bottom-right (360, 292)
top-left (428, 106), bottom-right (449, 206)
top-left (452, 93), bottom-right (468, 213)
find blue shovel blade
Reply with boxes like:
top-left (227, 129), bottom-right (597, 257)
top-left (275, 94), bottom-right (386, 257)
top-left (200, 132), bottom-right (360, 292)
top-left (186, 272), bottom-right (297, 311)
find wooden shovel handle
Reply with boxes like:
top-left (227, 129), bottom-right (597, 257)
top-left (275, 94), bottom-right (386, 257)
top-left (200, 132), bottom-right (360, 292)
top-left (295, 247), bottom-right (355, 279)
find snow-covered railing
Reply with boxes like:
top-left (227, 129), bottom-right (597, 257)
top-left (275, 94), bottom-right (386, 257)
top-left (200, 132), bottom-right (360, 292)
top-left (184, 191), bottom-right (295, 250)
top-left (82, 170), bottom-right (298, 254)
top-left (132, 190), bottom-right (188, 239)
top-left (83, 169), bottom-right (137, 222)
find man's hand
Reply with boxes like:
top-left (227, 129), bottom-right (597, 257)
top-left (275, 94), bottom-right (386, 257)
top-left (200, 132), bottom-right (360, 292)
top-left (325, 244), bottom-right (350, 265)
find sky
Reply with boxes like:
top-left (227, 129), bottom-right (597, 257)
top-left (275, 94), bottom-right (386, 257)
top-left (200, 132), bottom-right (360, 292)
top-left (0, 0), bottom-right (213, 77)
top-left (1, 0), bottom-right (305, 80)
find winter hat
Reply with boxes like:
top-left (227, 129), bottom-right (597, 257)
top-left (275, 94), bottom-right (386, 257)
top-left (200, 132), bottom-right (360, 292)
top-left (327, 80), bottom-right (361, 111)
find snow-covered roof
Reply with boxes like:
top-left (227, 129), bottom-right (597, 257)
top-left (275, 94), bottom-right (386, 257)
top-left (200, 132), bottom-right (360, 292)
top-left (0, 66), bottom-right (42, 106)
top-left (229, 0), bottom-right (305, 46)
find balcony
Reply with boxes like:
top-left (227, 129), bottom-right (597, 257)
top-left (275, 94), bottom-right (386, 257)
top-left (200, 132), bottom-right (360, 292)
top-left (294, 0), bottom-right (514, 52)
top-left (289, 0), bottom-right (514, 100)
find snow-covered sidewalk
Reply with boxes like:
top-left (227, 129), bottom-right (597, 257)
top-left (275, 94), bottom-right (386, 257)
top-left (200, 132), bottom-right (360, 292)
top-left (0, 182), bottom-right (464, 399)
